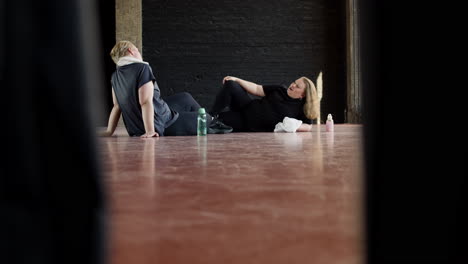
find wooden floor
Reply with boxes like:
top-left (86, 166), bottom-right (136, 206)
top-left (97, 124), bottom-right (364, 264)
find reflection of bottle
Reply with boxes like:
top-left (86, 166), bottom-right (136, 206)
top-left (326, 114), bottom-right (334, 132)
top-left (197, 135), bottom-right (208, 166)
top-left (197, 108), bottom-right (207, 136)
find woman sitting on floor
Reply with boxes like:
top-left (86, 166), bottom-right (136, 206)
top-left (98, 41), bottom-right (232, 138)
top-left (209, 76), bottom-right (319, 132)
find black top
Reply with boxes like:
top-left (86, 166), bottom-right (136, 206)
top-left (111, 63), bottom-right (178, 136)
top-left (242, 85), bottom-right (312, 132)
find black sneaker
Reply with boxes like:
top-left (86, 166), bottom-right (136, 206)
top-left (208, 118), bottom-right (233, 134)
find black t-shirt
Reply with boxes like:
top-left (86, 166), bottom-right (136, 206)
top-left (111, 63), bottom-right (178, 136)
top-left (242, 85), bottom-right (312, 132)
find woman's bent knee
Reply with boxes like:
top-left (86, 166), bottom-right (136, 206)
top-left (223, 80), bottom-right (243, 91)
top-left (178, 92), bottom-right (193, 100)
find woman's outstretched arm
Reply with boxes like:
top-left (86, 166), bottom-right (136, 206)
top-left (138, 81), bottom-right (159, 138)
top-left (98, 88), bottom-right (121, 137)
top-left (223, 76), bottom-right (265, 97)
top-left (296, 123), bottom-right (312, 132)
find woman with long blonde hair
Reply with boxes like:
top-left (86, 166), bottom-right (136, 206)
top-left (210, 76), bottom-right (319, 132)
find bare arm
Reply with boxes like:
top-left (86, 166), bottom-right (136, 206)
top-left (296, 123), bottom-right (312, 132)
top-left (138, 81), bottom-right (159, 138)
top-left (223, 76), bottom-right (265, 97)
top-left (98, 89), bottom-right (121, 137)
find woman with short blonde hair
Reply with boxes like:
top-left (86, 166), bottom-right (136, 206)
top-left (99, 41), bottom-right (232, 137)
top-left (109, 40), bottom-right (134, 64)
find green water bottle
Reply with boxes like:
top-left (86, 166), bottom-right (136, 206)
top-left (197, 108), bottom-right (207, 136)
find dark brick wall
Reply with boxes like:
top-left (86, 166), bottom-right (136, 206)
top-left (98, 0), bottom-right (116, 119)
top-left (143, 0), bottom-right (346, 123)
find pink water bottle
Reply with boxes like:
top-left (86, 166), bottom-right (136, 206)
top-left (326, 114), bottom-right (334, 132)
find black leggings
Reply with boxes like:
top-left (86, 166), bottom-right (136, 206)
top-left (164, 92), bottom-right (212, 136)
top-left (210, 80), bottom-right (254, 132)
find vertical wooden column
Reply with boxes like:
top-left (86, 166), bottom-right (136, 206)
top-left (116, 0), bottom-right (142, 52)
top-left (346, 0), bottom-right (362, 123)
top-left (115, 0), bottom-right (142, 128)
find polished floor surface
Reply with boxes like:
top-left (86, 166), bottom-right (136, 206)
top-left (98, 124), bottom-right (364, 264)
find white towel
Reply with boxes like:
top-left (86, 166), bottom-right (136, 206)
top-left (117, 56), bottom-right (149, 67)
top-left (274, 117), bottom-right (303, 133)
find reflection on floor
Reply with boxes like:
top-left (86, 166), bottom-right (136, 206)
top-left (98, 124), bottom-right (364, 264)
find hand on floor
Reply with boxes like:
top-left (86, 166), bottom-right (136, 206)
top-left (97, 130), bottom-right (113, 137)
top-left (140, 132), bottom-right (159, 138)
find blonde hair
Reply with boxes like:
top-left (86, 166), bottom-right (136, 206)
top-left (110, 40), bottom-right (134, 64)
top-left (301, 76), bottom-right (319, 120)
